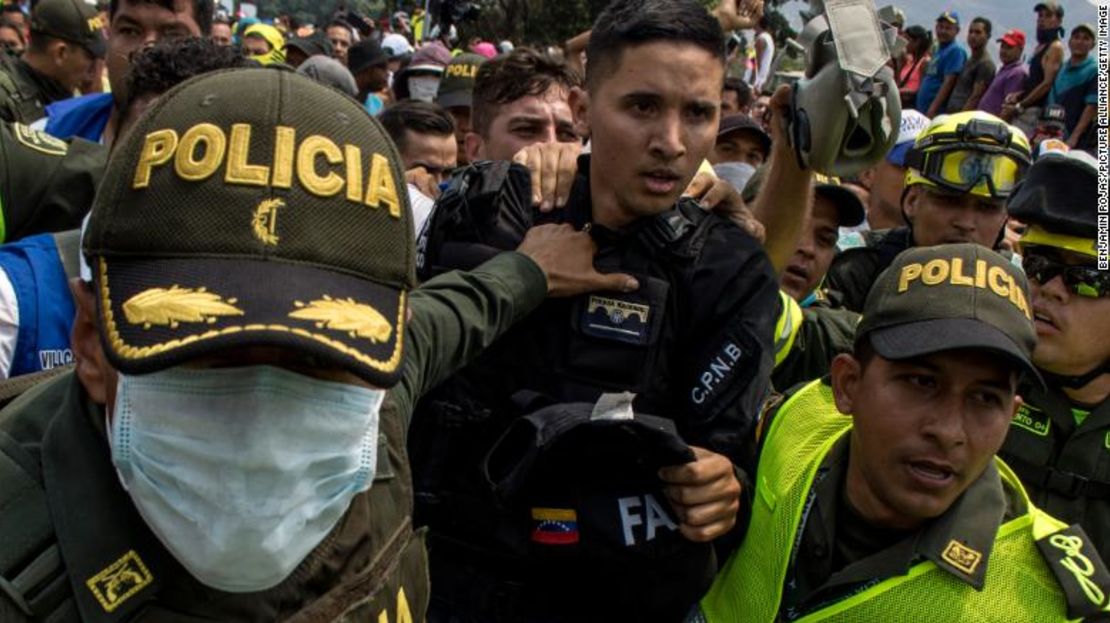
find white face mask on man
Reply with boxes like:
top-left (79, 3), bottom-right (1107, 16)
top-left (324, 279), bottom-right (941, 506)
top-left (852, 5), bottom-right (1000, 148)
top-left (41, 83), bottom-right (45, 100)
top-left (108, 365), bottom-right (384, 593)
top-left (408, 75), bottom-right (441, 102)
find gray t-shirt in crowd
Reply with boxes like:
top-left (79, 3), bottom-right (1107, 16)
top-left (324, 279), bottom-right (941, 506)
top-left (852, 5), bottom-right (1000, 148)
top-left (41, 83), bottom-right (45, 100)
top-left (946, 53), bottom-right (997, 113)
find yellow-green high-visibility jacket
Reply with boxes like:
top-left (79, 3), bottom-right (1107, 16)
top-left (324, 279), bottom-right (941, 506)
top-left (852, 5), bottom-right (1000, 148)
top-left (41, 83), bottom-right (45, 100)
top-left (698, 379), bottom-right (1090, 623)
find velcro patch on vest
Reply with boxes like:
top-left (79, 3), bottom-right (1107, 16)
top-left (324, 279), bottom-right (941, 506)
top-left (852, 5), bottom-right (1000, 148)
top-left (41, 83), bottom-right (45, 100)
top-left (1035, 524), bottom-right (1110, 619)
top-left (581, 296), bottom-right (652, 345)
top-left (13, 122), bottom-right (67, 156)
top-left (1011, 404), bottom-right (1051, 437)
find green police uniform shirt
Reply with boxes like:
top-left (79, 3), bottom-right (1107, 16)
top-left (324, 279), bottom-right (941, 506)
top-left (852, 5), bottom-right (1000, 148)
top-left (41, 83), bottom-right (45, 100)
top-left (0, 57), bottom-right (72, 125)
top-left (697, 379), bottom-right (1109, 622)
top-left (0, 252), bottom-right (546, 622)
top-left (1000, 381), bottom-right (1110, 562)
top-left (772, 290), bottom-right (860, 393)
top-left (0, 121), bottom-right (106, 243)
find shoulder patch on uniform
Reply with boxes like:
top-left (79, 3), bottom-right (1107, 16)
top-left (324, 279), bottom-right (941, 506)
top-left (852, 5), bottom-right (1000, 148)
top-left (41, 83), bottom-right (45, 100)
top-left (1035, 524), bottom-right (1110, 619)
top-left (85, 550), bottom-right (153, 613)
top-left (1011, 403), bottom-right (1051, 437)
top-left (941, 539), bottom-right (983, 575)
top-left (13, 122), bottom-right (68, 156)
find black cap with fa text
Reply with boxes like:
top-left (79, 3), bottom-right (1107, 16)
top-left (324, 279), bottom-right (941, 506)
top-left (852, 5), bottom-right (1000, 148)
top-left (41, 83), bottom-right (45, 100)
top-left (30, 0), bottom-right (107, 58)
top-left (83, 68), bottom-right (414, 387)
top-left (856, 243), bottom-right (1041, 385)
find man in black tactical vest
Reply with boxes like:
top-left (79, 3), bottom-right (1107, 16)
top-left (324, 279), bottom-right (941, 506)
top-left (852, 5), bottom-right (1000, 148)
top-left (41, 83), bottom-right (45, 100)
top-left (0, 67), bottom-right (633, 622)
top-left (412, 0), bottom-right (813, 620)
top-left (1000, 149), bottom-right (1110, 563)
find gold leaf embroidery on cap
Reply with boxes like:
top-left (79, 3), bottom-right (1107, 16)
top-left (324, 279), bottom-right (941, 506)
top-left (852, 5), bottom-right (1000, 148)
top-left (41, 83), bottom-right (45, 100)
top-left (289, 295), bottom-right (392, 343)
top-left (85, 550), bottom-right (153, 613)
top-left (251, 198), bottom-right (283, 246)
top-left (941, 539), bottom-right (983, 575)
top-left (123, 286), bottom-right (244, 329)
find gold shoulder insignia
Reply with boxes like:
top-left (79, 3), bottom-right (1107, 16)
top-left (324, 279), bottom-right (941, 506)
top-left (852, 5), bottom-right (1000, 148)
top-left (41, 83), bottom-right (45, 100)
top-left (251, 198), bottom-right (283, 246)
top-left (123, 286), bottom-right (244, 329)
top-left (13, 122), bottom-right (68, 156)
top-left (941, 539), bottom-right (983, 575)
top-left (289, 295), bottom-right (392, 343)
top-left (85, 550), bottom-right (153, 613)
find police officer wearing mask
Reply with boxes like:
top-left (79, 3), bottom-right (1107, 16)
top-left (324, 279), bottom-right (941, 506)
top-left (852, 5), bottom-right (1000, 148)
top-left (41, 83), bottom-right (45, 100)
top-left (824, 111), bottom-right (1032, 313)
top-left (413, 0), bottom-right (813, 619)
top-left (1000, 150), bottom-right (1110, 564)
top-left (0, 67), bottom-right (633, 622)
top-left (696, 244), bottom-right (1110, 622)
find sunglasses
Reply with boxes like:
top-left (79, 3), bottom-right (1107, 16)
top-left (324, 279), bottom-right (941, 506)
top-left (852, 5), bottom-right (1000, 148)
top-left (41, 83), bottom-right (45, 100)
top-left (1022, 252), bottom-right (1110, 298)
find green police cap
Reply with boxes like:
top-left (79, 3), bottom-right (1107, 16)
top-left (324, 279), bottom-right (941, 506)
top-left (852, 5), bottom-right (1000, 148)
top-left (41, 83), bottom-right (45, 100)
top-left (84, 68), bottom-right (414, 387)
top-left (857, 243), bottom-right (1041, 385)
top-left (30, 0), bottom-right (107, 58)
top-left (436, 53), bottom-right (486, 109)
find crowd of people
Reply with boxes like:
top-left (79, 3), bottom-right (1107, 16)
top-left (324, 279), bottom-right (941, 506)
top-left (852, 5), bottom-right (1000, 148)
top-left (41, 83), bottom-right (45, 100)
top-left (0, 0), bottom-right (1105, 621)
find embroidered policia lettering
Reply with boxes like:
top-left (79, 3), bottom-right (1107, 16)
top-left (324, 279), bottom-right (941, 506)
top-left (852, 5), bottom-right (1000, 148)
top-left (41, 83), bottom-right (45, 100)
top-left (131, 124), bottom-right (402, 217)
top-left (897, 257), bottom-right (1031, 319)
top-left (85, 550), bottom-right (154, 613)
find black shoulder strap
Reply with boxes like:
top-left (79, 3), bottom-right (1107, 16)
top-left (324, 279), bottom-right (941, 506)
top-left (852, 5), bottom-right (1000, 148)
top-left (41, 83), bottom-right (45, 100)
top-left (1035, 523), bottom-right (1110, 619)
top-left (0, 431), bottom-right (71, 620)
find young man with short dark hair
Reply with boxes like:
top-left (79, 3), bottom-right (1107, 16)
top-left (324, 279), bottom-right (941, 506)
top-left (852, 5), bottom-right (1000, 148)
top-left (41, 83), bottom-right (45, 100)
top-left (39, 0), bottom-right (212, 144)
top-left (465, 46), bottom-right (581, 163)
top-left (946, 16), bottom-right (995, 112)
top-left (414, 0), bottom-right (812, 619)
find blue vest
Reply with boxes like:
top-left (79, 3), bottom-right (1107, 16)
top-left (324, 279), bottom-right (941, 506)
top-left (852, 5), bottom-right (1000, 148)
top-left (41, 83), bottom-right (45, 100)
top-left (0, 233), bottom-right (76, 376)
top-left (43, 93), bottom-right (113, 142)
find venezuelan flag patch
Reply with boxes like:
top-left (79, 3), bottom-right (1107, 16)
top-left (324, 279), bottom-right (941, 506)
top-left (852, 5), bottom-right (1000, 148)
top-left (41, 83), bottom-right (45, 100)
top-left (531, 507), bottom-right (579, 545)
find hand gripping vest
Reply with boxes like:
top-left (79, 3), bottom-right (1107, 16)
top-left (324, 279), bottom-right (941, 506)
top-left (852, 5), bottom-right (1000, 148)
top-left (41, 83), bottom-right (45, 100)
top-left (698, 380), bottom-right (1075, 623)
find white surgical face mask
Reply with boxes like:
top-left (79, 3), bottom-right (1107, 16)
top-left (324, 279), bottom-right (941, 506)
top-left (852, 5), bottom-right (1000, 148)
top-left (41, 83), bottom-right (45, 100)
top-left (408, 75), bottom-right (441, 102)
top-left (110, 365), bottom-right (385, 593)
top-left (712, 161), bottom-right (757, 194)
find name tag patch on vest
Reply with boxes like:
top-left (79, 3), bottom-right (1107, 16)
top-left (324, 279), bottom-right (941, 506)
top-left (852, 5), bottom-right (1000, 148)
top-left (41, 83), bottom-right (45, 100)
top-left (1011, 404), bottom-right (1051, 437)
top-left (85, 550), bottom-right (153, 613)
top-left (582, 296), bottom-right (651, 345)
top-left (1036, 524), bottom-right (1110, 619)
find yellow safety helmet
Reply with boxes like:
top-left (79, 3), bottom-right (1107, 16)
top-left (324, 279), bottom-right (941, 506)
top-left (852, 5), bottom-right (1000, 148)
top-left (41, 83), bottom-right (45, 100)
top-left (903, 111), bottom-right (1031, 199)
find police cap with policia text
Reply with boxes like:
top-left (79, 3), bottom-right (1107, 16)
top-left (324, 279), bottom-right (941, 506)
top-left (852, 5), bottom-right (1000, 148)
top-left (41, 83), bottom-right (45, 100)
top-left (30, 0), bottom-right (107, 58)
top-left (83, 68), bottom-right (414, 387)
top-left (856, 243), bottom-right (1041, 386)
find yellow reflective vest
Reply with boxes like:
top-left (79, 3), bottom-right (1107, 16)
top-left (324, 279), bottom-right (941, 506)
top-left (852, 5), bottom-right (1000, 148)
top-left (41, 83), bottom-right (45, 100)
top-left (698, 380), bottom-right (1078, 622)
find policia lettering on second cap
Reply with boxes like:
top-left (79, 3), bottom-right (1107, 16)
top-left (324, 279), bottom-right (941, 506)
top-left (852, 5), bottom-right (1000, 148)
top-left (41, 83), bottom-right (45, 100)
top-left (694, 244), bottom-right (1110, 622)
top-left (0, 68), bottom-right (580, 622)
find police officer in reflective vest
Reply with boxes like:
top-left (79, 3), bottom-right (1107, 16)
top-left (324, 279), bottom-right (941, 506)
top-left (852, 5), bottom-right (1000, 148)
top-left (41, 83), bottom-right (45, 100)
top-left (824, 111), bottom-right (1031, 312)
top-left (411, 0), bottom-right (813, 619)
top-left (1001, 150), bottom-right (1110, 563)
top-left (696, 244), bottom-right (1110, 622)
top-left (0, 68), bottom-right (629, 622)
